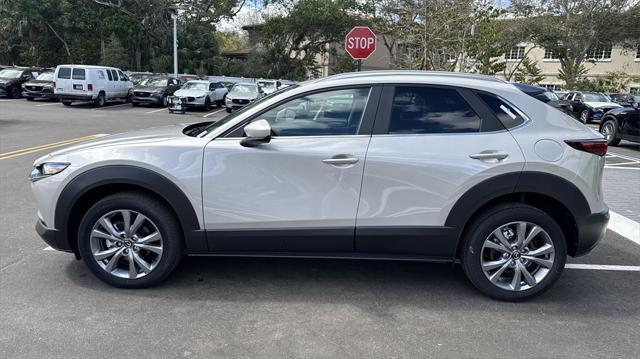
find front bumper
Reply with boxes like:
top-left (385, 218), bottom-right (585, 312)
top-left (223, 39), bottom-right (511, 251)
top-left (131, 93), bottom-right (163, 104)
top-left (573, 207), bottom-right (609, 256)
top-left (35, 219), bottom-right (74, 253)
top-left (22, 91), bottom-right (56, 99)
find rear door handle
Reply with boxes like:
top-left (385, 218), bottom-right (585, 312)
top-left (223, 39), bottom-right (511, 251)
top-left (322, 155), bottom-right (359, 166)
top-left (469, 151), bottom-right (509, 161)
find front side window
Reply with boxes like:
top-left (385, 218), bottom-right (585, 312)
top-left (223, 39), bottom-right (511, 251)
top-left (250, 87), bottom-right (371, 137)
top-left (118, 71), bottom-right (127, 81)
top-left (72, 68), bottom-right (85, 80)
top-left (57, 67), bottom-right (71, 79)
top-left (388, 86), bottom-right (480, 134)
top-left (110, 70), bottom-right (119, 81)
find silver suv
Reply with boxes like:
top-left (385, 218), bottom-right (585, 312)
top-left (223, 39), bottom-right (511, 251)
top-left (31, 71), bottom-right (609, 300)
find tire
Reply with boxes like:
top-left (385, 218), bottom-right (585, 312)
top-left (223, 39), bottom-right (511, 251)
top-left (169, 109), bottom-right (174, 114)
top-left (162, 95), bottom-right (168, 107)
top-left (62, 101), bottom-right (72, 106)
top-left (461, 203), bottom-right (567, 301)
top-left (132, 102), bottom-right (140, 107)
top-left (26, 97), bottom-right (34, 101)
top-left (94, 92), bottom-right (105, 107)
top-left (226, 107), bottom-right (232, 113)
top-left (10, 86), bottom-right (21, 99)
top-left (77, 191), bottom-right (184, 288)
top-left (601, 120), bottom-right (621, 146)
top-left (580, 109), bottom-right (590, 124)
top-left (204, 97), bottom-right (211, 111)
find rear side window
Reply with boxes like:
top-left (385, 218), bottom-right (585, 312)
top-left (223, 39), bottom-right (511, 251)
top-left (57, 67), bottom-right (71, 79)
top-left (389, 86), bottom-right (481, 134)
top-left (477, 93), bottom-right (525, 129)
top-left (72, 68), bottom-right (85, 80)
top-left (97, 70), bottom-right (105, 80)
top-left (106, 70), bottom-right (113, 81)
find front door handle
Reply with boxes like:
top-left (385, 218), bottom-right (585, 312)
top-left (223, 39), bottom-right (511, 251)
top-left (469, 151), bottom-right (509, 161)
top-left (322, 155), bottom-right (359, 167)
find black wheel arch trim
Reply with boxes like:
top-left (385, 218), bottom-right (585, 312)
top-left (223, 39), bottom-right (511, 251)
top-left (447, 171), bottom-right (599, 257)
top-left (54, 165), bottom-right (206, 254)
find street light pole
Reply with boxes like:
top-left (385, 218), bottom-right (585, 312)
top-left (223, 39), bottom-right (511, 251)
top-left (171, 11), bottom-right (178, 78)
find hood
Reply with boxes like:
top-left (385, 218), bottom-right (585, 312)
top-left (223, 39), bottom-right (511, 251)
top-left (0, 77), bottom-right (18, 84)
top-left (174, 88), bottom-right (207, 97)
top-left (35, 124), bottom-right (189, 163)
top-left (584, 101), bottom-right (622, 109)
top-left (228, 92), bottom-right (259, 100)
top-left (134, 85), bottom-right (164, 92)
top-left (24, 79), bottom-right (53, 86)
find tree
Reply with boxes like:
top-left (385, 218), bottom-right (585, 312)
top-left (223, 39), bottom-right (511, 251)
top-left (464, 8), bottom-right (510, 75)
top-left (100, 33), bottom-right (129, 68)
top-left (511, 0), bottom-right (640, 88)
top-left (513, 57), bottom-right (544, 84)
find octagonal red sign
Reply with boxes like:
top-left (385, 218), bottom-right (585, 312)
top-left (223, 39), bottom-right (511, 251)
top-left (345, 26), bottom-right (377, 60)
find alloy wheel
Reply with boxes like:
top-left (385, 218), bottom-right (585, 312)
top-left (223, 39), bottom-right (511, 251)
top-left (602, 122), bottom-right (615, 142)
top-left (580, 110), bottom-right (588, 123)
top-left (480, 221), bottom-right (555, 291)
top-left (89, 209), bottom-right (163, 279)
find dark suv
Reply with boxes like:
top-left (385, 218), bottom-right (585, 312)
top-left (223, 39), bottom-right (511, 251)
top-left (131, 76), bottom-right (182, 107)
top-left (22, 72), bottom-right (56, 101)
top-left (0, 67), bottom-right (36, 98)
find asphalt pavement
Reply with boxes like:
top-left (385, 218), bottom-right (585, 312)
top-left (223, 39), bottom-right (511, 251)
top-left (1, 98), bottom-right (639, 358)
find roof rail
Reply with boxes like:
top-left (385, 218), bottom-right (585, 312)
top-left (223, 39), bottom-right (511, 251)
top-left (318, 70), bottom-right (505, 83)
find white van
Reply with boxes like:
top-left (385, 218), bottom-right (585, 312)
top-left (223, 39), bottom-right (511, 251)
top-left (53, 65), bottom-right (133, 107)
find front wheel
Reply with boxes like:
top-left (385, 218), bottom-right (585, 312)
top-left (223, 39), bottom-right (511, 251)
top-left (461, 203), bottom-right (567, 301)
top-left (77, 192), bottom-right (183, 288)
top-left (204, 97), bottom-right (211, 111)
top-left (601, 120), bottom-right (621, 146)
top-left (580, 109), bottom-right (590, 124)
top-left (225, 107), bottom-right (232, 113)
top-left (10, 86), bottom-right (21, 98)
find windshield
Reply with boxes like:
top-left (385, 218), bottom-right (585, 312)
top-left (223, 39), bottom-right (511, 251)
top-left (230, 84), bottom-right (258, 95)
top-left (258, 81), bottom-right (277, 91)
top-left (543, 91), bottom-right (559, 101)
top-left (583, 93), bottom-right (609, 102)
top-left (140, 78), bottom-right (167, 87)
top-left (0, 69), bottom-right (22, 78)
top-left (36, 72), bottom-right (54, 81)
top-left (197, 84), bottom-right (300, 137)
top-left (182, 82), bottom-right (207, 91)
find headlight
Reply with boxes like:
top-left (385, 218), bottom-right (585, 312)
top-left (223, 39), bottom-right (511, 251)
top-left (30, 162), bottom-right (70, 182)
top-left (196, 95), bottom-right (205, 99)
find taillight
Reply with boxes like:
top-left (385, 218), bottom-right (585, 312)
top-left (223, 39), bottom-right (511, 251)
top-left (565, 139), bottom-right (608, 157)
top-left (87, 84), bottom-right (93, 91)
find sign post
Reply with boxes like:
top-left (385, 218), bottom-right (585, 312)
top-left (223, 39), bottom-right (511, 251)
top-left (344, 26), bottom-right (376, 72)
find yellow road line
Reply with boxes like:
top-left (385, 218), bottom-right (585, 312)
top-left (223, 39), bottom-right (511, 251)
top-left (0, 135), bottom-right (100, 160)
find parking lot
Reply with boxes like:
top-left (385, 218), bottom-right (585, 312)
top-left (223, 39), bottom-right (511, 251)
top-left (1, 98), bottom-right (639, 358)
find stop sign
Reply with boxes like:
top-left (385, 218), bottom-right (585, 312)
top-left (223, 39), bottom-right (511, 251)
top-left (345, 26), bottom-right (377, 60)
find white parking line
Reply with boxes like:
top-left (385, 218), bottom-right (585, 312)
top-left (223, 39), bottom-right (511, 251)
top-left (43, 246), bottom-right (54, 251)
top-left (609, 152), bottom-right (640, 162)
top-left (91, 103), bottom-right (131, 111)
top-left (203, 109), bottom-right (225, 118)
top-left (35, 102), bottom-right (61, 107)
top-left (608, 211), bottom-right (640, 245)
top-left (565, 264), bottom-right (640, 271)
top-left (146, 108), bottom-right (167, 114)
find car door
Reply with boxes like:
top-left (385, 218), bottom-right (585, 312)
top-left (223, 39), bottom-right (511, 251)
top-left (201, 86), bottom-right (381, 252)
top-left (355, 85), bottom-right (525, 257)
top-left (621, 107), bottom-right (640, 138)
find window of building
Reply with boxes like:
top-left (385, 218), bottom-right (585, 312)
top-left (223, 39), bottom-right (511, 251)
top-left (630, 87), bottom-right (639, 95)
top-left (543, 49), bottom-right (559, 60)
top-left (636, 46), bottom-right (640, 60)
top-left (505, 46), bottom-right (526, 60)
top-left (388, 86), bottom-right (481, 134)
top-left (587, 46), bottom-right (612, 61)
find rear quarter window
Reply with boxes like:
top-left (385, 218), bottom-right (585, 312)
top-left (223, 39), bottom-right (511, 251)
top-left (57, 67), bottom-right (71, 79)
top-left (477, 93), bottom-right (525, 129)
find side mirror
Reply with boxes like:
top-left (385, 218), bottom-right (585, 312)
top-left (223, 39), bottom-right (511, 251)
top-left (240, 119), bottom-right (272, 147)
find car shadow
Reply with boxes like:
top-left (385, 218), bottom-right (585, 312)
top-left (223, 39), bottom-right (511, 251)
top-left (64, 255), bottom-right (640, 319)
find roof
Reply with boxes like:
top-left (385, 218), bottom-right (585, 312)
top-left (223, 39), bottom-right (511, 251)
top-left (319, 70), bottom-right (505, 84)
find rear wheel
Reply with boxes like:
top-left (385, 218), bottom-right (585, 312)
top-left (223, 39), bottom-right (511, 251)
top-left (601, 120), bottom-right (621, 146)
top-left (77, 192), bottom-right (183, 288)
top-left (461, 204), bottom-right (567, 301)
top-left (94, 92), bottom-right (105, 107)
top-left (131, 102), bottom-right (140, 107)
top-left (62, 101), bottom-right (72, 106)
top-left (26, 97), bottom-right (34, 101)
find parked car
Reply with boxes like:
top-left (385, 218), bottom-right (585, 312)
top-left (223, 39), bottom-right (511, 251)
top-left (127, 72), bottom-right (153, 86)
top-left (169, 80), bottom-right (227, 111)
top-left (513, 83), bottom-right (568, 113)
top-left (225, 83), bottom-right (264, 112)
top-left (30, 71), bottom-right (609, 301)
top-left (599, 102), bottom-right (640, 145)
top-left (22, 71), bottom-right (56, 101)
top-left (257, 79), bottom-right (281, 95)
top-left (560, 91), bottom-right (622, 123)
top-left (54, 65), bottom-right (133, 107)
top-left (131, 76), bottom-right (181, 107)
top-left (0, 67), bottom-right (37, 98)
top-left (609, 93), bottom-right (637, 107)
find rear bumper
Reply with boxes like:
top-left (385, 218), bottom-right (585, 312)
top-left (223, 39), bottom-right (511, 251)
top-left (35, 219), bottom-right (74, 253)
top-left (574, 207), bottom-right (609, 256)
top-left (57, 94), bottom-right (94, 102)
